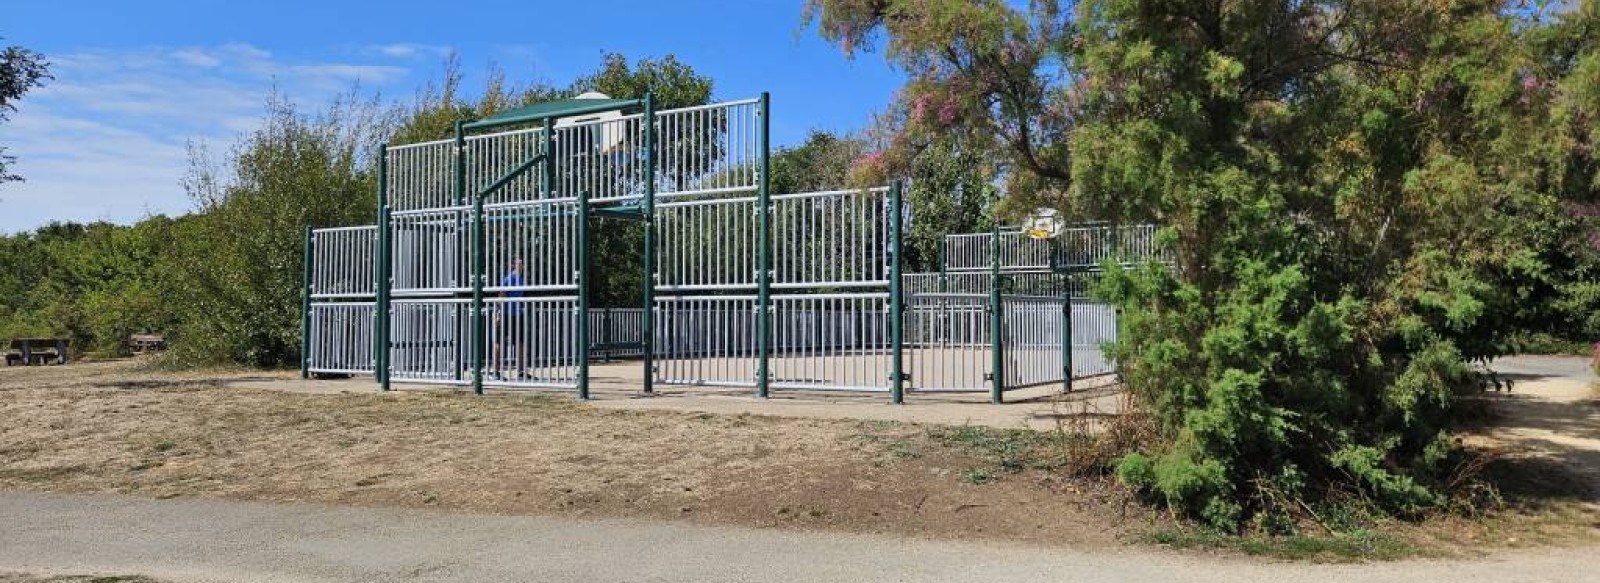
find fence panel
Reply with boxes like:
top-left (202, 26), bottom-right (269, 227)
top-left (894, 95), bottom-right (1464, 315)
top-left (654, 296), bottom-right (760, 387)
top-left (386, 140), bottom-right (456, 212)
top-left (654, 99), bottom-right (761, 198)
top-left (771, 188), bottom-right (890, 289)
top-left (388, 298), bottom-right (472, 384)
top-left (466, 127), bottom-right (549, 206)
top-left (549, 113), bottom-right (648, 203)
top-left (1073, 302), bottom-right (1118, 377)
top-left (483, 199), bottom-right (580, 292)
top-left (308, 302), bottom-right (375, 374)
top-left (310, 226), bottom-right (376, 299)
top-left (655, 195), bottom-right (759, 291)
top-left (481, 296), bottom-right (581, 388)
top-left (390, 209), bottom-right (470, 295)
top-left (1001, 295), bottom-right (1067, 389)
top-left (904, 293), bottom-right (991, 391)
top-left (591, 308), bottom-right (645, 360)
top-left (769, 293), bottom-right (891, 391)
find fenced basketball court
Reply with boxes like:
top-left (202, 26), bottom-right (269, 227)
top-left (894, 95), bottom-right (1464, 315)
top-left (301, 92), bottom-right (1165, 403)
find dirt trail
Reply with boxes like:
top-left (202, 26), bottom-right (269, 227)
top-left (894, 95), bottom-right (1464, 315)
top-left (1479, 356), bottom-right (1600, 497)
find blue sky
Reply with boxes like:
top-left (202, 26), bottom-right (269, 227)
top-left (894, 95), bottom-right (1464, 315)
top-left (0, 0), bottom-right (904, 233)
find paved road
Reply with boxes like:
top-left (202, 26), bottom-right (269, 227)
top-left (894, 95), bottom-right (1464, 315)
top-left (1, 491), bottom-right (1595, 583)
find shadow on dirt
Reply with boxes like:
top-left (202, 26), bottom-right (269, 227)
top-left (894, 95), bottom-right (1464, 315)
top-left (91, 377), bottom-right (279, 391)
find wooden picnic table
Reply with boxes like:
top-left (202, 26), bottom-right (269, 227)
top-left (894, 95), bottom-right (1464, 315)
top-left (4, 338), bottom-right (70, 366)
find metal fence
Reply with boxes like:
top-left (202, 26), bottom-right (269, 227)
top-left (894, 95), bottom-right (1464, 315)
top-left (944, 224), bottom-right (1169, 272)
top-left (303, 92), bottom-right (1139, 402)
top-left (306, 225), bottom-right (377, 376)
top-left (307, 301), bottom-right (375, 374)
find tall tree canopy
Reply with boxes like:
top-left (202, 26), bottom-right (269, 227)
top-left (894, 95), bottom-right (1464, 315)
top-left (809, 0), bottom-right (1600, 529)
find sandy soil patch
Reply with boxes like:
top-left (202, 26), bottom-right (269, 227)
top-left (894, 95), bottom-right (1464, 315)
top-left (0, 360), bottom-right (1127, 547)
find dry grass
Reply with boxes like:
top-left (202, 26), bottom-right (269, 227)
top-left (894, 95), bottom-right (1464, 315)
top-left (0, 575), bottom-right (163, 583)
top-left (0, 360), bottom-right (1129, 547)
top-left (3, 359), bottom-right (1597, 561)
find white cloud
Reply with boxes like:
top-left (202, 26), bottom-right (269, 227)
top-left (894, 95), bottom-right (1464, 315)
top-left (0, 43), bottom-right (420, 233)
top-left (172, 49), bottom-right (221, 68)
top-left (367, 43), bottom-right (453, 60)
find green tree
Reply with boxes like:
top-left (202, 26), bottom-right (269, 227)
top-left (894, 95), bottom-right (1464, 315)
top-left (170, 92), bottom-right (387, 366)
top-left (1, 39), bottom-right (52, 183)
top-left (809, 0), bottom-right (1600, 530)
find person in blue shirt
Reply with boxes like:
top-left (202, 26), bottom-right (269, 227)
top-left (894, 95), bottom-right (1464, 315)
top-left (492, 258), bottom-right (526, 380)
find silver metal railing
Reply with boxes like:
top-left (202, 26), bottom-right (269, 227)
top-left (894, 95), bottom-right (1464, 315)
top-left (309, 226), bottom-right (377, 299)
top-left (307, 301), bottom-right (376, 374)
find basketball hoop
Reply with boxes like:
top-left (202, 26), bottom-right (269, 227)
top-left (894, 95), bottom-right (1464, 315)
top-left (1022, 207), bottom-right (1063, 240)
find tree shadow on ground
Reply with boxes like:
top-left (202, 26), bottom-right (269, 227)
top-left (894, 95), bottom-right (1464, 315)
top-left (90, 377), bottom-right (278, 391)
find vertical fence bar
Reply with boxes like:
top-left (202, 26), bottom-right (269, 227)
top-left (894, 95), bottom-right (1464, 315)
top-left (377, 144), bottom-right (392, 391)
top-left (300, 225), bottom-right (313, 379)
top-left (642, 94), bottom-right (656, 395)
top-left (889, 180), bottom-right (905, 404)
top-left (577, 190), bottom-right (592, 400)
top-left (756, 92), bottom-right (772, 399)
top-left (989, 224), bottom-right (1004, 404)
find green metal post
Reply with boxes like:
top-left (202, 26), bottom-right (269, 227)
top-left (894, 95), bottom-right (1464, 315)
top-left (756, 92), bottom-right (773, 399)
top-left (938, 244), bottom-right (948, 293)
top-left (1062, 274), bottom-right (1074, 394)
top-left (377, 144), bottom-right (392, 391)
top-left (543, 117), bottom-right (554, 198)
top-left (300, 225), bottom-right (313, 380)
top-left (460, 121), bottom-right (486, 395)
top-left (641, 94), bottom-right (657, 395)
top-left (577, 190), bottom-right (591, 400)
top-left (989, 223), bottom-right (1004, 404)
top-left (889, 180), bottom-right (905, 404)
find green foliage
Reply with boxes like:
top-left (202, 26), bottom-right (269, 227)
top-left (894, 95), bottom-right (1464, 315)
top-left (1084, 0), bottom-right (1600, 530)
top-left (812, 0), bottom-right (1600, 532)
top-left (1, 38), bottom-right (52, 182)
top-left (0, 219), bottom-right (180, 355)
top-left (166, 92), bottom-right (385, 366)
top-left (0, 52), bottom-right (717, 363)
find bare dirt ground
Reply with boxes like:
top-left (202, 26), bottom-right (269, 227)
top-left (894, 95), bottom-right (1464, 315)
top-left (1, 356), bottom-right (1596, 562)
top-left (0, 574), bottom-right (161, 583)
top-left (0, 359), bottom-right (1129, 548)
